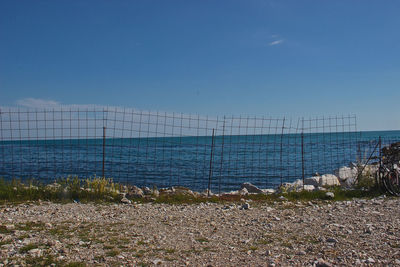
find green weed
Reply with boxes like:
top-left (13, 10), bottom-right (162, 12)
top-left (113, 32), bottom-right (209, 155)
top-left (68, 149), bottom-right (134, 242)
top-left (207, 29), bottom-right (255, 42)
top-left (19, 243), bottom-right (39, 253)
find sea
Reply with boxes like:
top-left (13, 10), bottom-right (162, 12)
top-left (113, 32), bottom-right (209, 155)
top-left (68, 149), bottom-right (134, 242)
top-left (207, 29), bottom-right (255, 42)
top-left (0, 130), bottom-right (399, 192)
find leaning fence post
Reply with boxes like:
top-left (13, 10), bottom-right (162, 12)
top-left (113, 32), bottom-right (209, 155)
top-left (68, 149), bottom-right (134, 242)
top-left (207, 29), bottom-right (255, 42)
top-left (280, 117), bottom-right (285, 185)
top-left (102, 126), bottom-right (106, 178)
top-left (208, 128), bottom-right (215, 197)
top-left (379, 136), bottom-right (382, 165)
top-left (301, 131), bottom-right (305, 190)
top-left (378, 136), bottom-right (382, 186)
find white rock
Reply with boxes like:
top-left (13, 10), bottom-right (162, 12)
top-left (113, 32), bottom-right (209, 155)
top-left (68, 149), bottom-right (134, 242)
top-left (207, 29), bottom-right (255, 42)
top-left (262, 188), bottom-right (276, 194)
top-left (120, 197), bottom-right (132, 204)
top-left (239, 187), bottom-right (249, 195)
top-left (153, 189), bottom-right (160, 197)
top-left (241, 183), bottom-right (263, 194)
top-left (224, 190), bottom-right (239, 196)
top-left (325, 192), bottom-right (335, 198)
top-left (304, 176), bottom-right (320, 187)
top-left (319, 174), bottom-right (340, 187)
top-left (126, 186), bottom-right (144, 198)
top-left (153, 259), bottom-right (163, 265)
top-left (335, 166), bottom-right (358, 182)
top-left (280, 179), bottom-right (304, 192)
top-left (202, 189), bottom-right (214, 196)
top-left (293, 179), bottom-right (303, 186)
top-left (5, 224), bottom-right (15, 231)
top-left (303, 185), bottom-right (315, 191)
top-left (142, 187), bottom-right (152, 195)
top-left (29, 248), bottom-right (43, 258)
top-left (366, 258), bottom-right (375, 264)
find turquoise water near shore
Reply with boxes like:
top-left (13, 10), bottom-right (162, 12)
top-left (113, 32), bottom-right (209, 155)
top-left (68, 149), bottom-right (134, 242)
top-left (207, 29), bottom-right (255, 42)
top-left (1, 130), bottom-right (399, 192)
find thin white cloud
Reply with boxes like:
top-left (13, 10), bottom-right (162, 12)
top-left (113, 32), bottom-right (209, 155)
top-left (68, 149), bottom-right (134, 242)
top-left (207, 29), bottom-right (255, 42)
top-left (16, 98), bottom-right (61, 109)
top-left (14, 98), bottom-right (106, 111)
top-left (269, 39), bottom-right (284, 46)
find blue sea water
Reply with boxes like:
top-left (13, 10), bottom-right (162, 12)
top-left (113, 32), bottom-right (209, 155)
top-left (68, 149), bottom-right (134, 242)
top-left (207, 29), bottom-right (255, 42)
top-left (0, 130), bottom-right (399, 192)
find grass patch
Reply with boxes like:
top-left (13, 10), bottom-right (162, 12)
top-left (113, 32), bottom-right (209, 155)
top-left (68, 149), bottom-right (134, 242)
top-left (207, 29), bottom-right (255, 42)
top-left (0, 176), bottom-right (386, 205)
top-left (0, 177), bottom-right (121, 204)
top-left (281, 241), bottom-right (294, 249)
top-left (164, 248), bottom-right (176, 253)
top-left (0, 239), bottom-right (12, 247)
top-left (137, 240), bottom-right (147, 246)
top-left (134, 249), bottom-right (146, 258)
top-left (284, 186), bottom-right (383, 201)
top-left (65, 262), bottom-right (87, 267)
top-left (17, 221), bottom-right (46, 231)
top-left (19, 243), bottom-right (39, 253)
top-left (257, 239), bottom-right (271, 245)
top-left (154, 193), bottom-right (218, 205)
top-left (105, 249), bottom-right (120, 257)
top-left (195, 237), bottom-right (209, 243)
top-left (48, 226), bottom-right (71, 238)
top-left (25, 255), bottom-right (60, 266)
top-left (103, 245), bottom-right (114, 250)
top-left (303, 235), bottom-right (320, 244)
top-left (0, 225), bottom-right (13, 234)
top-left (17, 233), bottom-right (30, 240)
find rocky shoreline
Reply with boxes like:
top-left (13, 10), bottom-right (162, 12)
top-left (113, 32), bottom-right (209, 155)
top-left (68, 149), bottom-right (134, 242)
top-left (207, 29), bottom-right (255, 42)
top-left (1, 196), bottom-right (399, 266)
top-left (117, 164), bottom-right (376, 203)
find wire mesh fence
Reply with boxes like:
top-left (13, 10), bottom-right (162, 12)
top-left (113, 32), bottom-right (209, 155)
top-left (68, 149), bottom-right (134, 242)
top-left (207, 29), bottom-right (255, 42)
top-left (355, 135), bottom-right (400, 167)
top-left (0, 106), bottom-right (368, 192)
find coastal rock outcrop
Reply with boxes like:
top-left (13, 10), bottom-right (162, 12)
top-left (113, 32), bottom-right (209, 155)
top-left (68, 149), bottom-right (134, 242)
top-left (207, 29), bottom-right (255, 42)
top-left (240, 182), bottom-right (263, 194)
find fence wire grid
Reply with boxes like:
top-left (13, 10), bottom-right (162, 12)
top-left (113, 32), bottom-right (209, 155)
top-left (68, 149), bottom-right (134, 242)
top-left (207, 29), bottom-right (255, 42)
top-left (0, 106), bottom-right (360, 192)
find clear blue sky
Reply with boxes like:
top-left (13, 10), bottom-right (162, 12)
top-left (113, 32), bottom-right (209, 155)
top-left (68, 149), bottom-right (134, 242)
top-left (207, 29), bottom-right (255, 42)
top-left (1, 0), bottom-right (399, 131)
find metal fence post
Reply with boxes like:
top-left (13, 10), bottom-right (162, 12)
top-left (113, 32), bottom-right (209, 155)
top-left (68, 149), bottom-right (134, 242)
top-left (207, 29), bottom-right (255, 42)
top-left (219, 117), bottom-right (226, 195)
top-left (208, 128), bottom-right (215, 197)
top-left (102, 126), bottom-right (106, 178)
top-left (280, 117), bottom-right (285, 185)
top-left (301, 131), bottom-right (305, 190)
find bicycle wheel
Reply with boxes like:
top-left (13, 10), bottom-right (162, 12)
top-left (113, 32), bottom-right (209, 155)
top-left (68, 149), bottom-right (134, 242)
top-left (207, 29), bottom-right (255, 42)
top-left (384, 170), bottom-right (400, 196)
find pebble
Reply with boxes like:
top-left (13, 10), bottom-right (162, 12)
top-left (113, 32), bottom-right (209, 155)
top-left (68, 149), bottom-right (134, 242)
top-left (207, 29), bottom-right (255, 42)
top-left (120, 197), bottom-right (132, 204)
top-left (28, 248), bottom-right (42, 258)
top-left (315, 258), bottom-right (332, 267)
top-left (325, 192), bottom-right (335, 198)
top-left (366, 257), bottom-right (375, 264)
top-left (0, 198), bottom-right (398, 266)
top-left (241, 202), bottom-right (250, 210)
top-left (326, 237), bottom-right (338, 243)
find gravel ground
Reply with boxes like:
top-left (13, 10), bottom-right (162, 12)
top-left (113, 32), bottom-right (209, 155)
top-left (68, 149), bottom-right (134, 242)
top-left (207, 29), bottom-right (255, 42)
top-left (1, 197), bottom-right (400, 266)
